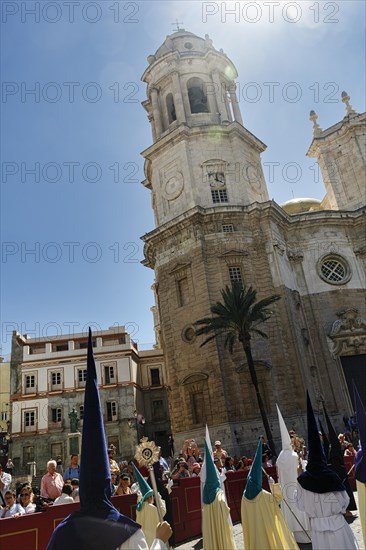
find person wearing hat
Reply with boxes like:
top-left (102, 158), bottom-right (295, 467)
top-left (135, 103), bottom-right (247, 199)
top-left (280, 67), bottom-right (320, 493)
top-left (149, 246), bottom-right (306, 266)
top-left (201, 439), bottom-right (236, 550)
top-left (354, 383), bottom-right (366, 547)
top-left (46, 329), bottom-right (172, 550)
top-left (276, 404), bottom-right (311, 544)
top-left (295, 392), bottom-right (358, 550)
top-left (108, 446), bottom-right (121, 476)
top-left (132, 463), bottom-right (166, 549)
top-left (213, 441), bottom-right (227, 467)
top-left (241, 437), bottom-right (299, 549)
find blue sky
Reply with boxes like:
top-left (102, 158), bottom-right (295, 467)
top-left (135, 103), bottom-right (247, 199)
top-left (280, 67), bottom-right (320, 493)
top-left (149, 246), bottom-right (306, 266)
top-left (1, 1), bottom-right (365, 357)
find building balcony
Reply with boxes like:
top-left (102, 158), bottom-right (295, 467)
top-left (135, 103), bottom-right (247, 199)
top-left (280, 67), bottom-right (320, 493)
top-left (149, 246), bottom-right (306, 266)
top-left (48, 421), bottom-right (63, 430)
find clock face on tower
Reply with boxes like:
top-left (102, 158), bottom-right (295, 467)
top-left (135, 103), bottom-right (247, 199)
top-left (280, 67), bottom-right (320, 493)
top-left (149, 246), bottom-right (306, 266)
top-left (208, 172), bottom-right (226, 188)
top-left (163, 173), bottom-right (184, 200)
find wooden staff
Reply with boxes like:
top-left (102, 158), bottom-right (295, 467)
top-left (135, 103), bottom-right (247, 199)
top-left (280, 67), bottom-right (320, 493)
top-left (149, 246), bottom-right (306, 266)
top-left (135, 437), bottom-right (164, 522)
top-left (261, 466), bottom-right (312, 543)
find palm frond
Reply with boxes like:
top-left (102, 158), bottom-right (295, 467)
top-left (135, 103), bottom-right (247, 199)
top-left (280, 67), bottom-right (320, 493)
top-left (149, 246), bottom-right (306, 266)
top-left (251, 328), bottom-right (268, 339)
top-left (193, 284), bottom-right (281, 353)
top-left (198, 333), bottom-right (224, 347)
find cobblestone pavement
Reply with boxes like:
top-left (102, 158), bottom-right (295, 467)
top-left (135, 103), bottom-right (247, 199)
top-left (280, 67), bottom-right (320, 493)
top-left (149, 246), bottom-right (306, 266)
top-left (176, 492), bottom-right (364, 549)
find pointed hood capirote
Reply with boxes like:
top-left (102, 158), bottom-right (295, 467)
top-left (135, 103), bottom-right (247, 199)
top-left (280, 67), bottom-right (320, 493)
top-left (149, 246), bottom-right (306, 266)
top-left (46, 328), bottom-right (140, 550)
top-left (324, 404), bottom-right (346, 466)
top-left (276, 404), bottom-right (299, 471)
top-left (276, 404), bottom-right (292, 451)
top-left (202, 439), bottom-right (221, 505)
top-left (298, 392), bottom-right (345, 494)
top-left (354, 382), bottom-right (366, 483)
top-left (132, 463), bottom-right (154, 510)
top-left (244, 438), bottom-right (263, 500)
top-left (319, 419), bottom-right (330, 461)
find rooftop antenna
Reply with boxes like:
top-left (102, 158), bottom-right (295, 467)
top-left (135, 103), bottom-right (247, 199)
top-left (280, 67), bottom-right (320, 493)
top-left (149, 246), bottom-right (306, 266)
top-left (172, 19), bottom-right (184, 32)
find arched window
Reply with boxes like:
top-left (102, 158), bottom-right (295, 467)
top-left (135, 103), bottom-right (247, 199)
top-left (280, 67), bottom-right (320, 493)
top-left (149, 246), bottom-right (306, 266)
top-left (187, 77), bottom-right (210, 114)
top-left (166, 93), bottom-right (176, 124)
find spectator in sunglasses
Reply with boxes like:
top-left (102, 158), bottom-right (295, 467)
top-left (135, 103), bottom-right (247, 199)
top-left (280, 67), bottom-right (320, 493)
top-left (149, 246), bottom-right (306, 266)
top-left (18, 484), bottom-right (36, 514)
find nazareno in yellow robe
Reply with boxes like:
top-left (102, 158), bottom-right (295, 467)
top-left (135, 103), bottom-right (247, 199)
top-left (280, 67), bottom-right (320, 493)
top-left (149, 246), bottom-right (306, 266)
top-left (357, 480), bottom-right (366, 546)
top-left (241, 484), bottom-right (299, 550)
top-left (136, 498), bottom-right (166, 549)
top-left (202, 489), bottom-right (236, 550)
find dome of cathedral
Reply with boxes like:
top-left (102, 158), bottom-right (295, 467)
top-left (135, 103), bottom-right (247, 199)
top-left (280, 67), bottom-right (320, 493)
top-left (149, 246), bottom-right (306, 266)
top-left (280, 197), bottom-right (323, 214)
top-left (153, 30), bottom-right (209, 60)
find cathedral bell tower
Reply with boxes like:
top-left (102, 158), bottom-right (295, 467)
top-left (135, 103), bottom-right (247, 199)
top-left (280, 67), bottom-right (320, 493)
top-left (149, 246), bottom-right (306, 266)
top-left (141, 31), bottom-right (269, 227)
top-left (141, 31), bottom-right (272, 451)
top-left (308, 93), bottom-right (366, 211)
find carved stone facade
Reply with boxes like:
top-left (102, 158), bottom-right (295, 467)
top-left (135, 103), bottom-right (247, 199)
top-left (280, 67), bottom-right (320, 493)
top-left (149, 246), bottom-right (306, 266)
top-left (141, 30), bottom-right (366, 455)
top-left (329, 309), bottom-right (366, 356)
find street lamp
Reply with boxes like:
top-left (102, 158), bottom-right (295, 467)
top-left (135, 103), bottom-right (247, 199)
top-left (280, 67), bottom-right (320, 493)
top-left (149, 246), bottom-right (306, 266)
top-left (128, 411), bottom-right (145, 444)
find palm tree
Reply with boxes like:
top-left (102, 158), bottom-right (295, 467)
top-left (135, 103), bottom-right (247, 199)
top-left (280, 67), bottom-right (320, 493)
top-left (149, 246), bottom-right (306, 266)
top-left (194, 283), bottom-right (281, 458)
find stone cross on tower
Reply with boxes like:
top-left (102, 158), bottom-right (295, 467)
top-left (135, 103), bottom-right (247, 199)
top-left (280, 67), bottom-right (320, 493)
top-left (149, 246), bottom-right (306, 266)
top-left (171, 19), bottom-right (184, 32)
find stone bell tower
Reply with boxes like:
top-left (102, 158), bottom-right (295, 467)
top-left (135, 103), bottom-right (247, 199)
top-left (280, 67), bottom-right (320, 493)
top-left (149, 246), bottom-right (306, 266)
top-left (141, 30), bottom-right (269, 229)
top-left (308, 93), bottom-right (366, 211)
top-left (141, 31), bottom-right (292, 453)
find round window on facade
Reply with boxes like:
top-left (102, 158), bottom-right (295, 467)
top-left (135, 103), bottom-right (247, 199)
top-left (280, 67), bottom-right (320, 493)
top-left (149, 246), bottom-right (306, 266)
top-left (318, 255), bottom-right (351, 285)
top-left (182, 325), bottom-right (196, 343)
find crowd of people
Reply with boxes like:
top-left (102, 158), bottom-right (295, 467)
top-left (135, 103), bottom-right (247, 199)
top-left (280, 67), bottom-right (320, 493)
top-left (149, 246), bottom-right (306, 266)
top-left (0, 454), bottom-right (81, 518)
top-left (0, 424), bottom-right (360, 521)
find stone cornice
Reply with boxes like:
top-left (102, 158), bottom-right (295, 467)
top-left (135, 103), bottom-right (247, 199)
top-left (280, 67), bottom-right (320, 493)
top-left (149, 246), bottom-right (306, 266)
top-left (141, 47), bottom-right (237, 84)
top-left (11, 381), bottom-right (140, 402)
top-left (141, 202), bottom-right (365, 268)
top-left (141, 121), bottom-right (266, 160)
top-left (142, 202), bottom-right (365, 244)
top-left (18, 351), bottom-right (138, 369)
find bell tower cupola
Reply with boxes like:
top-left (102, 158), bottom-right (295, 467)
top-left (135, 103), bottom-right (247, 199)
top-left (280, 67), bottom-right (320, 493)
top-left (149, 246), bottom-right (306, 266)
top-left (142, 30), bottom-right (243, 139)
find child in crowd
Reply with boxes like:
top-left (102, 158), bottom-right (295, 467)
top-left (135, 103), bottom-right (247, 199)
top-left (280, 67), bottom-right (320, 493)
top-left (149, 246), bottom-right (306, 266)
top-left (1, 491), bottom-right (24, 518)
top-left (54, 484), bottom-right (74, 505)
top-left (70, 478), bottom-right (79, 502)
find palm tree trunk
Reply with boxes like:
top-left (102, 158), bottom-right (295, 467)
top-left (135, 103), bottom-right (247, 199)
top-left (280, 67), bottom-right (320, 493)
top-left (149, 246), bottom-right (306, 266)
top-left (243, 343), bottom-right (277, 459)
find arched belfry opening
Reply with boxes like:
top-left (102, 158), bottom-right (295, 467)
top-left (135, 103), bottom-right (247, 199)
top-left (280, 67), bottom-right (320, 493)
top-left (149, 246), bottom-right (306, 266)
top-left (166, 93), bottom-right (177, 124)
top-left (187, 77), bottom-right (210, 114)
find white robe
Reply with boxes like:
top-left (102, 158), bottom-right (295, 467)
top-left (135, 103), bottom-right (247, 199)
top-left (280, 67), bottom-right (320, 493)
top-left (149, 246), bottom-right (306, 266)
top-left (116, 529), bottom-right (168, 550)
top-left (136, 498), bottom-right (166, 549)
top-left (276, 449), bottom-right (311, 543)
top-left (295, 483), bottom-right (358, 550)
